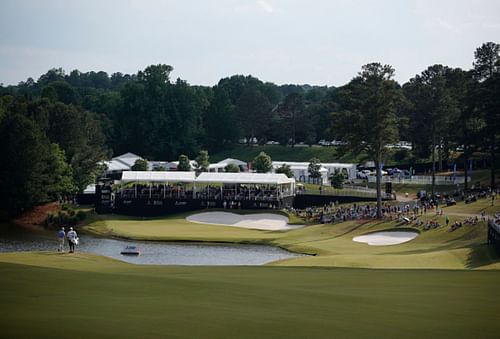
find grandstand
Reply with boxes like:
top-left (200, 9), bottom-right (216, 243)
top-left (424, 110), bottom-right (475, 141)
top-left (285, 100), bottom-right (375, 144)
top-left (96, 171), bottom-right (295, 215)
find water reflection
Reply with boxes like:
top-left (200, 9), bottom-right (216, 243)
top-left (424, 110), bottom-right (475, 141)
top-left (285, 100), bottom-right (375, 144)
top-left (0, 225), bottom-right (301, 265)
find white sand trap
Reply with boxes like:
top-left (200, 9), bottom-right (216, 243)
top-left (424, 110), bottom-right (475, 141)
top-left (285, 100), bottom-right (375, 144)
top-left (186, 212), bottom-right (302, 231)
top-left (353, 231), bottom-right (419, 246)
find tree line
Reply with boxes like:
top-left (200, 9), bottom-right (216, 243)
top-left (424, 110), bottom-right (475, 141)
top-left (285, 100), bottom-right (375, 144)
top-left (0, 42), bottom-right (498, 217)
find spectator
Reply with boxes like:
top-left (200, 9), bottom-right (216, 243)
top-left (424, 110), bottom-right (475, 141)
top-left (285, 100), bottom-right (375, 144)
top-left (57, 227), bottom-right (65, 252)
top-left (67, 227), bottom-right (78, 253)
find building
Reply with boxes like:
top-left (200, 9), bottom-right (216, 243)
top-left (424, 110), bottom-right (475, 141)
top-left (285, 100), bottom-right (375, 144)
top-left (102, 152), bottom-right (143, 179)
top-left (272, 161), bottom-right (357, 185)
top-left (101, 171), bottom-right (295, 215)
top-left (208, 158), bottom-right (248, 172)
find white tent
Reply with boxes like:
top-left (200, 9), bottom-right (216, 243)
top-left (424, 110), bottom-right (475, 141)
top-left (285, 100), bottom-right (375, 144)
top-left (103, 152), bottom-right (143, 173)
top-left (196, 172), bottom-right (294, 185)
top-left (103, 160), bottom-right (131, 172)
top-left (120, 170), bottom-right (294, 188)
top-left (208, 158), bottom-right (247, 172)
top-left (272, 161), bottom-right (328, 184)
top-left (321, 163), bottom-right (357, 180)
top-left (164, 160), bottom-right (198, 171)
top-left (121, 171), bottom-right (197, 183)
top-left (272, 161), bottom-right (357, 183)
top-left (83, 184), bottom-right (96, 194)
top-left (118, 171), bottom-right (295, 198)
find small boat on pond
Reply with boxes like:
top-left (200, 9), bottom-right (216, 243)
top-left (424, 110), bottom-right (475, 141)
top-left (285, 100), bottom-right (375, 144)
top-left (121, 245), bottom-right (141, 256)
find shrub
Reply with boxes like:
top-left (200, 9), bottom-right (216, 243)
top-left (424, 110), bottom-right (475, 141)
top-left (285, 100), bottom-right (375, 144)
top-left (76, 210), bottom-right (87, 221)
top-left (394, 149), bottom-right (410, 162)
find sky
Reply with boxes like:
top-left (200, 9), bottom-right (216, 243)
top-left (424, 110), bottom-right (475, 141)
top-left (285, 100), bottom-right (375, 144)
top-left (1, 0), bottom-right (499, 87)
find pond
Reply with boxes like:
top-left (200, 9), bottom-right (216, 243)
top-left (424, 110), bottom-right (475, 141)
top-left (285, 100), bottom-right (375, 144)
top-left (0, 225), bottom-right (301, 265)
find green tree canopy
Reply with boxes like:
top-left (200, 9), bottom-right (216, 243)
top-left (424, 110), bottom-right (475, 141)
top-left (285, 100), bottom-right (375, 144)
top-left (44, 144), bottom-right (76, 198)
top-left (0, 113), bottom-right (74, 216)
top-left (204, 87), bottom-right (238, 149)
top-left (131, 159), bottom-right (148, 171)
top-left (252, 152), bottom-right (272, 173)
top-left (473, 42), bottom-right (500, 81)
top-left (404, 65), bottom-right (462, 194)
top-left (177, 154), bottom-right (191, 171)
top-left (194, 150), bottom-right (210, 175)
top-left (473, 42), bottom-right (500, 188)
top-left (308, 158), bottom-right (322, 180)
top-left (41, 81), bottom-right (80, 105)
top-left (115, 65), bottom-right (204, 159)
top-left (237, 88), bottom-right (272, 145)
top-left (275, 163), bottom-right (294, 178)
top-left (330, 170), bottom-right (346, 189)
top-left (224, 163), bottom-right (240, 173)
top-left (332, 63), bottom-right (403, 217)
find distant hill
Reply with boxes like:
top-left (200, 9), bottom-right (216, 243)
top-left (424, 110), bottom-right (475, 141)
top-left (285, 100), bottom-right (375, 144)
top-left (210, 144), bottom-right (362, 163)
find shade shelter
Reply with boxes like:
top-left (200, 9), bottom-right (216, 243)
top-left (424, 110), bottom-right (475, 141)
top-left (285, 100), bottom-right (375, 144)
top-left (195, 172), bottom-right (295, 201)
top-left (117, 171), bottom-right (295, 201)
top-left (119, 171), bottom-right (197, 199)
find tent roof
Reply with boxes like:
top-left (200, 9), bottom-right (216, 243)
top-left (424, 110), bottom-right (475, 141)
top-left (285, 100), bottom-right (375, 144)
top-left (114, 152), bottom-right (141, 160)
top-left (321, 163), bottom-right (357, 168)
top-left (196, 172), bottom-right (294, 185)
top-left (110, 152), bottom-right (143, 168)
top-left (273, 161), bottom-right (355, 167)
top-left (209, 158), bottom-right (247, 168)
top-left (104, 160), bottom-right (131, 171)
top-left (121, 171), bottom-right (197, 183)
top-left (120, 171), bottom-right (294, 185)
top-left (83, 184), bottom-right (96, 194)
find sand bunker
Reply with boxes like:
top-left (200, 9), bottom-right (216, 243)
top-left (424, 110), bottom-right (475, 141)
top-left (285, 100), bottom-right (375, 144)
top-left (352, 231), bottom-right (419, 246)
top-left (186, 212), bottom-right (302, 231)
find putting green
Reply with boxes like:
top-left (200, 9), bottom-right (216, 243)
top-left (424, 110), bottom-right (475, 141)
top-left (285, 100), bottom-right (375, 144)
top-left (83, 201), bottom-right (500, 269)
top-left (1, 253), bottom-right (499, 339)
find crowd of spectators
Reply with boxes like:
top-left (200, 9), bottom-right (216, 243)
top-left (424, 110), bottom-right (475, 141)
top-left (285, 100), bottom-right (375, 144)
top-left (491, 213), bottom-right (500, 231)
top-left (288, 189), bottom-right (495, 233)
top-left (117, 184), bottom-right (283, 202)
top-left (289, 202), bottom-right (422, 224)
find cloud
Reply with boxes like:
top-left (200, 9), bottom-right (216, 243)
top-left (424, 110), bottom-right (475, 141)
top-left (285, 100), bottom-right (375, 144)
top-left (437, 18), bottom-right (460, 34)
top-left (257, 0), bottom-right (274, 13)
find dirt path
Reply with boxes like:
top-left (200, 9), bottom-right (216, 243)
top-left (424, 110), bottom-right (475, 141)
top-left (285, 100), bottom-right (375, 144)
top-left (11, 202), bottom-right (60, 230)
top-left (396, 194), bottom-right (416, 202)
top-left (444, 212), bottom-right (484, 218)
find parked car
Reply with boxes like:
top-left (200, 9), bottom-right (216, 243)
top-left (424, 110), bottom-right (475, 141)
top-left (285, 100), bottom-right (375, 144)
top-left (358, 169), bottom-right (372, 179)
top-left (238, 137), bottom-right (258, 144)
top-left (445, 198), bottom-right (457, 206)
top-left (387, 168), bottom-right (402, 176)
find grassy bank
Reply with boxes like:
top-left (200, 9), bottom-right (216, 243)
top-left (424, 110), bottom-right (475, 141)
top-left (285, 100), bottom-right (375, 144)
top-left (210, 144), bottom-right (362, 163)
top-left (1, 252), bottom-right (499, 339)
top-left (83, 200), bottom-right (500, 269)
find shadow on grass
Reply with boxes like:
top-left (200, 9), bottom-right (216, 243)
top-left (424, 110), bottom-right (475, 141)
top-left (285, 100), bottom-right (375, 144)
top-left (465, 244), bottom-right (500, 269)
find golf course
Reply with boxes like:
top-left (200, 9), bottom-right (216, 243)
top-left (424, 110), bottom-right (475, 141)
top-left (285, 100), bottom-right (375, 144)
top-left (1, 197), bottom-right (499, 338)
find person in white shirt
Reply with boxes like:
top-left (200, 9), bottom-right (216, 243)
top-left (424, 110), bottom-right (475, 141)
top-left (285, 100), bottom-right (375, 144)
top-left (67, 227), bottom-right (78, 253)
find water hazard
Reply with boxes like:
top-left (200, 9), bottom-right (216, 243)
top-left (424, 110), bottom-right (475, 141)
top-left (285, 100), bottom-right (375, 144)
top-left (0, 226), bottom-right (301, 265)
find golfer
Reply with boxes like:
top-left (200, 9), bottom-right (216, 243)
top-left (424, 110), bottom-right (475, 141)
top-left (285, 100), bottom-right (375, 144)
top-left (67, 227), bottom-right (78, 253)
top-left (57, 227), bottom-right (65, 252)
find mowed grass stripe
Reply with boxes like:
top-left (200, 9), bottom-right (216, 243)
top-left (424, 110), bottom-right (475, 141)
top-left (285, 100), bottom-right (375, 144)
top-left (1, 256), bottom-right (499, 339)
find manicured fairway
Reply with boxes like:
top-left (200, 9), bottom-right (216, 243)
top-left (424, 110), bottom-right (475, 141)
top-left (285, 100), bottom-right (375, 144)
top-left (1, 252), bottom-right (499, 339)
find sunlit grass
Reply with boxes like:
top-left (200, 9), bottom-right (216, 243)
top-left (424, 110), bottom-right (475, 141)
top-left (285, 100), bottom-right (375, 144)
top-left (83, 199), bottom-right (500, 269)
top-left (1, 253), bottom-right (500, 339)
